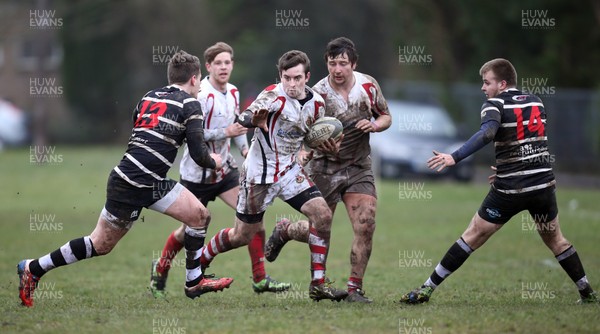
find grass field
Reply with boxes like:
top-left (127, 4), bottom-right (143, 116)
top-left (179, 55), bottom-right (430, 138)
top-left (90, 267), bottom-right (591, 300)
top-left (1, 146), bottom-right (599, 333)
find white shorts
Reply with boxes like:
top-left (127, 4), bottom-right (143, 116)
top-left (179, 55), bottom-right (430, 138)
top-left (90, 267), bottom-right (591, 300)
top-left (237, 163), bottom-right (314, 215)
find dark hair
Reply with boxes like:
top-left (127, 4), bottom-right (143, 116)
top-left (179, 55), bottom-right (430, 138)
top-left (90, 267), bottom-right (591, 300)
top-left (479, 58), bottom-right (517, 87)
top-left (277, 50), bottom-right (310, 75)
top-left (167, 50), bottom-right (201, 84)
top-left (204, 42), bottom-right (234, 64)
top-left (324, 37), bottom-right (358, 64)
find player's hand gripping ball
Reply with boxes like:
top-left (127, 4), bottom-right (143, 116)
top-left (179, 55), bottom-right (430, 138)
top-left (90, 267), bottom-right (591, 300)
top-left (304, 117), bottom-right (343, 149)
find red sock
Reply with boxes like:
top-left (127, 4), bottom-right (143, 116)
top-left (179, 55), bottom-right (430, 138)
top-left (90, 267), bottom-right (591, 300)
top-left (157, 231), bottom-right (184, 275)
top-left (348, 276), bottom-right (363, 294)
top-left (308, 226), bottom-right (328, 285)
top-left (200, 228), bottom-right (232, 269)
top-left (248, 231), bottom-right (266, 283)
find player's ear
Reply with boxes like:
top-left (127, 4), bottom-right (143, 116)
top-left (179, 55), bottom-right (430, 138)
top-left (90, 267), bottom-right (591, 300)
top-left (305, 71), bottom-right (310, 83)
top-left (205, 62), bottom-right (211, 71)
top-left (499, 80), bottom-right (507, 90)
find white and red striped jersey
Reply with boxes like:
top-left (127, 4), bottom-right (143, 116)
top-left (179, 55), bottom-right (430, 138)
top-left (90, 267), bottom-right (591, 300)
top-left (179, 77), bottom-right (248, 184)
top-left (242, 83), bottom-right (325, 184)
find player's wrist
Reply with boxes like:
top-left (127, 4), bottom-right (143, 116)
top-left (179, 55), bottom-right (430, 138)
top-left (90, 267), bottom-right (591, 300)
top-left (371, 121), bottom-right (380, 132)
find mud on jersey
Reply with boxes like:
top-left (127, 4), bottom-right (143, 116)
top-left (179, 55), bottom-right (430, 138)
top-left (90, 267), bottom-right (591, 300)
top-left (311, 72), bottom-right (389, 174)
top-left (180, 77), bottom-right (247, 184)
top-left (114, 85), bottom-right (203, 188)
top-left (483, 88), bottom-right (555, 194)
top-left (243, 83), bottom-right (325, 184)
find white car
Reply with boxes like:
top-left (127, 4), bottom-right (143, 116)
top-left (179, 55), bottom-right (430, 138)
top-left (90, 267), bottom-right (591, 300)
top-left (0, 99), bottom-right (27, 149)
top-left (370, 100), bottom-right (474, 181)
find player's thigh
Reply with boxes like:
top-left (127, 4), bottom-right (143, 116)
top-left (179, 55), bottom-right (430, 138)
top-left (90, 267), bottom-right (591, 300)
top-left (281, 165), bottom-right (329, 220)
top-left (342, 192), bottom-right (377, 227)
top-left (218, 185), bottom-right (240, 210)
top-left (236, 181), bottom-right (272, 217)
top-left (461, 212), bottom-right (503, 250)
top-left (309, 170), bottom-right (346, 206)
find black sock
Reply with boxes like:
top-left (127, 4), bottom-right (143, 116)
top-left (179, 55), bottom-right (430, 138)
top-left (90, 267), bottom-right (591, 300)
top-left (29, 236), bottom-right (98, 278)
top-left (424, 238), bottom-right (474, 289)
top-left (556, 246), bottom-right (593, 297)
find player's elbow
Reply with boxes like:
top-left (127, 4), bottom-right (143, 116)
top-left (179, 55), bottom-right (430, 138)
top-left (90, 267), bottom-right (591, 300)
top-left (482, 128), bottom-right (496, 143)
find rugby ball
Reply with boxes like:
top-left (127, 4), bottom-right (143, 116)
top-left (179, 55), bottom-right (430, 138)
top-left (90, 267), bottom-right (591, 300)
top-left (305, 117), bottom-right (343, 149)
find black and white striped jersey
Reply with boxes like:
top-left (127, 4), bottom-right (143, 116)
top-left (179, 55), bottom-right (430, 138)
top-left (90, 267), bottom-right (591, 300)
top-left (114, 85), bottom-right (204, 188)
top-left (482, 88), bottom-right (555, 194)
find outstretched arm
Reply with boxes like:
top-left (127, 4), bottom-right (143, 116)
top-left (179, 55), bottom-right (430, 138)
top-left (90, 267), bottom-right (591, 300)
top-left (451, 120), bottom-right (499, 163)
top-left (428, 120), bottom-right (499, 172)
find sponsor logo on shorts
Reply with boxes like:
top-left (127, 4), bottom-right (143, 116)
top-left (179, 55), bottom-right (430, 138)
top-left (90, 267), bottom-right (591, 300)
top-left (486, 208), bottom-right (501, 219)
top-left (296, 175), bottom-right (305, 183)
top-left (130, 210), bottom-right (139, 219)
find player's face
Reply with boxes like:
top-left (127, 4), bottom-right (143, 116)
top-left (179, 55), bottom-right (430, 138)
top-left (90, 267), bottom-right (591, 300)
top-left (280, 63), bottom-right (309, 100)
top-left (206, 52), bottom-right (233, 86)
top-left (481, 70), bottom-right (505, 98)
top-left (327, 53), bottom-right (356, 87)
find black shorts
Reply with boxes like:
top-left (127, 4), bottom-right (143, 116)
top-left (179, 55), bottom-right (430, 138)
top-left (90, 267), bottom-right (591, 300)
top-left (105, 169), bottom-right (178, 222)
top-left (478, 185), bottom-right (558, 224)
top-left (180, 169), bottom-right (239, 206)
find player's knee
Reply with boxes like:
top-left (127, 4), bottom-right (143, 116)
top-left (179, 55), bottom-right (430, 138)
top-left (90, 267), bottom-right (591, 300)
top-left (354, 206), bottom-right (376, 232)
top-left (240, 229), bottom-right (255, 244)
top-left (316, 204), bottom-right (333, 224)
top-left (356, 218), bottom-right (376, 236)
top-left (90, 238), bottom-right (115, 256)
top-left (313, 209), bottom-right (332, 233)
top-left (188, 205), bottom-right (211, 228)
top-left (230, 224), bottom-right (257, 246)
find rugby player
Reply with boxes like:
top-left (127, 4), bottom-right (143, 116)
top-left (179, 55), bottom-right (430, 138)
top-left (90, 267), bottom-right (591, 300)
top-left (264, 37), bottom-right (391, 303)
top-left (149, 42), bottom-right (290, 298)
top-left (196, 50), bottom-right (348, 302)
top-left (17, 50), bottom-right (232, 307)
top-left (399, 58), bottom-right (598, 304)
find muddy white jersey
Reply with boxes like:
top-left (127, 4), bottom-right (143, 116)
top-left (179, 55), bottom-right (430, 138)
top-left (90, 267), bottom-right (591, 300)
top-left (311, 71), bottom-right (389, 174)
top-left (180, 77), bottom-right (248, 184)
top-left (242, 83), bottom-right (325, 184)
